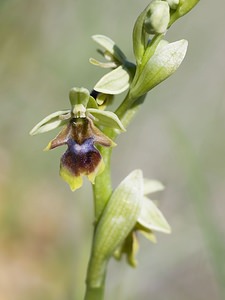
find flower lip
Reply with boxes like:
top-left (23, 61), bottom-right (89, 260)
top-left (61, 137), bottom-right (102, 177)
top-left (45, 116), bottom-right (115, 191)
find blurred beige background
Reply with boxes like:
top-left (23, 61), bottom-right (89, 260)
top-left (0, 1), bottom-right (225, 299)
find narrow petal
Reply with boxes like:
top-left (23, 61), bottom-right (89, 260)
top-left (44, 124), bottom-right (71, 151)
top-left (87, 117), bottom-right (116, 147)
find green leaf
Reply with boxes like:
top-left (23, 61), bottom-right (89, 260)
top-left (87, 108), bottom-right (126, 132)
top-left (29, 110), bottom-right (70, 135)
top-left (92, 34), bottom-right (127, 63)
top-left (94, 66), bottom-right (130, 94)
top-left (130, 39), bottom-right (188, 98)
top-left (144, 179), bottom-right (165, 195)
top-left (138, 197), bottom-right (171, 234)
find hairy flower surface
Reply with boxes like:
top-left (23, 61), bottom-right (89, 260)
top-left (30, 87), bottom-right (124, 191)
top-left (46, 117), bottom-right (114, 191)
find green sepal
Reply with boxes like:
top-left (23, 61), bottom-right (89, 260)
top-left (94, 66), bottom-right (130, 95)
top-left (87, 108), bottom-right (126, 132)
top-left (130, 39), bottom-right (188, 98)
top-left (92, 34), bottom-right (127, 64)
top-left (29, 110), bottom-right (70, 135)
top-left (144, 179), bottom-right (165, 195)
top-left (138, 196), bottom-right (171, 234)
top-left (69, 87), bottom-right (90, 108)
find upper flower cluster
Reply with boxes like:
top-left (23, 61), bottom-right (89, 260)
top-left (90, 0), bottom-right (199, 101)
top-left (30, 87), bottom-right (125, 191)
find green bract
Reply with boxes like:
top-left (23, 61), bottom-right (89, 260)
top-left (169, 0), bottom-right (200, 26)
top-left (130, 39), bottom-right (188, 98)
top-left (177, 0), bottom-right (200, 17)
top-left (133, 2), bottom-right (152, 65)
top-left (87, 170), bottom-right (144, 287)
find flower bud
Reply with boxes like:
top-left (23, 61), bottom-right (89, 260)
top-left (165, 0), bottom-right (179, 10)
top-left (144, 1), bottom-right (170, 34)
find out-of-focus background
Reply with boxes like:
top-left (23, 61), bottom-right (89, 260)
top-left (0, 1), bottom-right (225, 299)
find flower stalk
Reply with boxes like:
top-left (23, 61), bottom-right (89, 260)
top-left (29, 1), bottom-right (199, 299)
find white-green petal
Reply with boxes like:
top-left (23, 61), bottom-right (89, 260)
top-left (130, 39), bottom-right (188, 98)
top-left (87, 108), bottom-right (126, 132)
top-left (92, 34), bottom-right (127, 63)
top-left (138, 196), bottom-right (171, 234)
top-left (94, 66), bottom-right (130, 95)
top-left (144, 179), bottom-right (165, 195)
top-left (29, 110), bottom-right (70, 135)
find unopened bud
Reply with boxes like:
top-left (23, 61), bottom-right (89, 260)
top-left (144, 1), bottom-right (170, 34)
top-left (165, 0), bottom-right (179, 10)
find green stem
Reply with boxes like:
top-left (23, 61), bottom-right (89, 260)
top-left (92, 146), bottom-right (113, 222)
top-left (84, 92), bottom-right (146, 300)
top-left (84, 285), bottom-right (105, 300)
